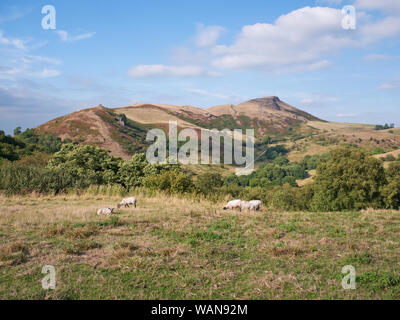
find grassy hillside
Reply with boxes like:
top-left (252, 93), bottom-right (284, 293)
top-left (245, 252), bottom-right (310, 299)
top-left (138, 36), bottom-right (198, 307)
top-left (32, 98), bottom-right (400, 170)
top-left (1, 193), bottom-right (399, 299)
top-left (36, 105), bottom-right (152, 159)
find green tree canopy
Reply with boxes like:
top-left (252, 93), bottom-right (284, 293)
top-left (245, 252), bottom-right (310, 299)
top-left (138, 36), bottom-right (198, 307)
top-left (47, 144), bottom-right (122, 185)
top-left (311, 148), bottom-right (386, 211)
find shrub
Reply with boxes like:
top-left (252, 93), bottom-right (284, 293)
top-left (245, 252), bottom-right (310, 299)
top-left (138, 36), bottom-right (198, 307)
top-left (311, 148), bottom-right (386, 211)
top-left (47, 144), bottom-right (122, 185)
top-left (0, 164), bottom-right (76, 195)
top-left (117, 153), bottom-right (177, 188)
top-left (381, 162), bottom-right (400, 209)
top-left (195, 172), bottom-right (223, 195)
top-left (143, 169), bottom-right (193, 194)
top-left (268, 184), bottom-right (300, 211)
top-left (267, 184), bottom-right (313, 211)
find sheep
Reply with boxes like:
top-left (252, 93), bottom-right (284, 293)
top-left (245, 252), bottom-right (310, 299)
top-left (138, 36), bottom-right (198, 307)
top-left (240, 200), bottom-right (262, 211)
top-left (223, 199), bottom-right (242, 211)
top-left (97, 208), bottom-right (114, 216)
top-left (239, 200), bottom-right (251, 210)
top-left (117, 197), bottom-right (137, 209)
top-left (249, 200), bottom-right (262, 211)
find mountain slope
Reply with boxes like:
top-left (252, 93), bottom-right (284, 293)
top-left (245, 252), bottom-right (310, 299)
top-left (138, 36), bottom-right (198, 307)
top-left (34, 97), bottom-right (400, 161)
top-left (36, 105), bottom-right (150, 159)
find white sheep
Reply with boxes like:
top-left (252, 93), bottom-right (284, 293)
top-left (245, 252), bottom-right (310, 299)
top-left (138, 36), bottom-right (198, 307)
top-left (239, 200), bottom-right (251, 210)
top-left (223, 199), bottom-right (242, 211)
top-left (117, 197), bottom-right (137, 209)
top-left (249, 200), bottom-right (262, 211)
top-left (240, 200), bottom-right (262, 211)
top-left (97, 208), bottom-right (114, 216)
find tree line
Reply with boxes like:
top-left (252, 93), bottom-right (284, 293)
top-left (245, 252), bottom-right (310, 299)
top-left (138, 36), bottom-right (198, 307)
top-left (1, 129), bottom-right (400, 211)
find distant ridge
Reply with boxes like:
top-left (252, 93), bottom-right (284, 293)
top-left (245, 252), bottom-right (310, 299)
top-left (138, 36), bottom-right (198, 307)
top-left (36, 97), bottom-right (327, 158)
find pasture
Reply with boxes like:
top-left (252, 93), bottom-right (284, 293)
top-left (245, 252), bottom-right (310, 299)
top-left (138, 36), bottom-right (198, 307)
top-left (0, 193), bottom-right (399, 299)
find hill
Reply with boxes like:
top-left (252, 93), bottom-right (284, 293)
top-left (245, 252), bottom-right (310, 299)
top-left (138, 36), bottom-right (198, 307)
top-left (36, 105), bottom-right (151, 159)
top-left (35, 97), bottom-right (400, 162)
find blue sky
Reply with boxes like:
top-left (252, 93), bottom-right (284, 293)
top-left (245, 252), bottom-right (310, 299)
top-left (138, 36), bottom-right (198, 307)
top-left (0, 0), bottom-right (399, 134)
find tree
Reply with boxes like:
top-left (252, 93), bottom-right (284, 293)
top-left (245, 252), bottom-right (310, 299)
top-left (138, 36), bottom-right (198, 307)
top-left (311, 148), bottom-right (386, 211)
top-left (13, 127), bottom-right (21, 136)
top-left (195, 172), bottom-right (223, 195)
top-left (143, 169), bottom-right (193, 194)
top-left (117, 153), bottom-right (178, 188)
top-left (47, 144), bottom-right (122, 185)
top-left (117, 153), bottom-right (152, 188)
top-left (381, 162), bottom-right (400, 209)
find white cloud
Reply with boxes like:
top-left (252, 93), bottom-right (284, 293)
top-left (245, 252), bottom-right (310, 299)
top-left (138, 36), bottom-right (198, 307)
top-left (129, 5), bottom-right (400, 76)
top-left (0, 30), bottom-right (28, 50)
top-left (378, 78), bottom-right (400, 90)
top-left (55, 30), bottom-right (96, 42)
top-left (194, 24), bottom-right (225, 47)
top-left (0, 7), bottom-right (32, 23)
top-left (0, 67), bottom-right (24, 79)
top-left (0, 52), bottom-right (62, 80)
top-left (20, 55), bottom-right (62, 66)
top-left (127, 64), bottom-right (221, 78)
top-left (359, 16), bottom-right (400, 43)
top-left (208, 6), bottom-right (400, 72)
top-left (33, 68), bottom-right (61, 78)
top-left (211, 7), bottom-right (353, 71)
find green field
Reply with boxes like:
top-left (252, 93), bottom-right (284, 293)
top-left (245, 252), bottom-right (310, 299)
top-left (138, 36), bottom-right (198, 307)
top-left (1, 193), bottom-right (399, 300)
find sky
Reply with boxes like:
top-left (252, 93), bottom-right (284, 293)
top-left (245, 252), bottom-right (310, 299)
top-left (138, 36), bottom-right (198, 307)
top-left (0, 0), bottom-right (399, 134)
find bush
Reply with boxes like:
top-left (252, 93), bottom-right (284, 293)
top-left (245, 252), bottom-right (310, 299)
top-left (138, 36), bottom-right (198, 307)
top-left (267, 184), bottom-right (313, 211)
top-left (300, 154), bottom-right (330, 171)
top-left (143, 169), bottom-right (194, 194)
top-left (47, 144), bottom-right (122, 185)
top-left (381, 162), bottom-right (400, 209)
top-left (311, 148), bottom-right (386, 211)
top-left (195, 172), bottom-right (223, 195)
top-left (0, 164), bottom-right (76, 195)
top-left (117, 153), bottom-right (178, 188)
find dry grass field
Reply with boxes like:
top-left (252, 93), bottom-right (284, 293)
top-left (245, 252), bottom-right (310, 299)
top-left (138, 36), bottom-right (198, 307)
top-left (1, 193), bottom-right (400, 300)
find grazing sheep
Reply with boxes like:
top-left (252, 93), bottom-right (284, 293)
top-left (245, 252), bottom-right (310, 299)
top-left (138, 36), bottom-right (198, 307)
top-left (240, 200), bottom-right (262, 211)
top-left (97, 208), bottom-right (114, 216)
top-left (239, 200), bottom-right (251, 210)
top-left (223, 199), bottom-right (242, 211)
top-left (249, 200), bottom-right (262, 211)
top-left (117, 197), bottom-right (137, 209)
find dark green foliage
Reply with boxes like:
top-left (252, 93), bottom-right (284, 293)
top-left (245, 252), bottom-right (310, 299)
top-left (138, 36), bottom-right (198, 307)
top-left (311, 148), bottom-right (386, 211)
top-left (0, 130), bottom-right (25, 161)
top-left (267, 183), bottom-right (314, 211)
top-left (117, 153), bottom-right (178, 188)
top-left (381, 162), bottom-right (400, 209)
top-left (16, 128), bottom-right (64, 154)
top-left (255, 144), bottom-right (289, 162)
top-left (375, 123), bottom-right (394, 130)
top-left (223, 150), bottom-right (305, 189)
top-left (0, 128), bottom-right (65, 165)
top-left (195, 172), bottom-right (223, 195)
top-left (143, 169), bottom-right (194, 194)
top-left (300, 154), bottom-right (330, 171)
top-left (0, 164), bottom-right (76, 195)
top-left (47, 144), bottom-right (122, 185)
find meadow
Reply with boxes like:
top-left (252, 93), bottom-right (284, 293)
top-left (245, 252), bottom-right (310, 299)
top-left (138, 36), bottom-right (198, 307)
top-left (1, 192), bottom-right (399, 300)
